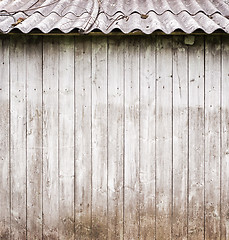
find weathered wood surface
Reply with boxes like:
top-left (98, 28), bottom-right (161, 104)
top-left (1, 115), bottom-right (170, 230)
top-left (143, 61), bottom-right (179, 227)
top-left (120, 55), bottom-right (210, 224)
top-left (26, 36), bottom-right (43, 239)
top-left (43, 37), bottom-right (59, 239)
top-left (0, 37), bottom-right (10, 240)
top-left (172, 36), bottom-right (188, 239)
top-left (91, 37), bottom-right (108, 239)
top-left (0, 35), bottom-right (228, 240)
top-left (58, 36), bottom-right (75, 240)
top-left (107, 37), bottom-right (124, 239)
top-left (10, 36), bottom-right (27, 240)
top-left (156, 36), bottom-right (173, 239)
top-left (222, 36), bottom-right (229, 240)
top-left (188, 36), bottom-right (205, 239)
top-left (75, 37), bottom-right (92, 240)
top-left (204, 36), bottom-right (221, 240)
top-left (124, 37), bottom-right (140, 239)
top-left (139, 36), bottom-right (156, 239)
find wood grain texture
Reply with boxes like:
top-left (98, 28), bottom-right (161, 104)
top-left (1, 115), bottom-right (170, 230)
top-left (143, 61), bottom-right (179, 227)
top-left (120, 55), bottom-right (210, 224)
top-left (0, 35), bottom-right (228, 240)
top-left (221, 36), bottom-right (229, 240)
top-left (204, 36), bottom-right (221, 240)
top-left (58, 36), bottom-right (75, 240)
top-left (91, 37), bottom-right (108, 239)
top-left (42, 37), bottom-right (59, 239)
top-left (124, 37), bottom-right (140, 239)
top-left (107, 37), bottom-right (124, 240)
top-left (172, 36), bottom-right (188, 239)
top-left (0, 37), bottom-right (10, 240)
top-left (139, 36), bottom-right (156, 240)
top-left (10, 36), bottom-right (27, 240)
top-left (74, 37), bottom-right (92, 240)
top-left (26, 36), bottom-right (43, 240)
top-left (155, 36), bottom-right (173, 240)
top-left (188, 36), bottom-right (205, 239)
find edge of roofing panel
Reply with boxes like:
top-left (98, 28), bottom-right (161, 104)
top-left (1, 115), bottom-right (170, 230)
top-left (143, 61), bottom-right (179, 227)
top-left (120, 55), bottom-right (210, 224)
top-left (1, 28), bottom-right (229, 35)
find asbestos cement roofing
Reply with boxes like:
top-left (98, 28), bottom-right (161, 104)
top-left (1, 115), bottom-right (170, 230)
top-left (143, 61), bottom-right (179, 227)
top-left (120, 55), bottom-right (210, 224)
top-left (0, 0), bottom-right (229, 34)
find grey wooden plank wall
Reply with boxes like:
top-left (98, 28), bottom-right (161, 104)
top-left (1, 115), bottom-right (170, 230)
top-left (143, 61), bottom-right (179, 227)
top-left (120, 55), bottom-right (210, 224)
top-left (0, 35), bottom-right (229, 240)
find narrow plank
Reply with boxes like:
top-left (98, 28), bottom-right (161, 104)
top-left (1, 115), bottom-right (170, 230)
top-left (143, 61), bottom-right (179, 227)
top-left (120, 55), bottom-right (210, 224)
top-left (107, 36), bottom-right (124, 239)
top-left (221, 36), bottom-right (229, 240)
top-left (124, 36), bottom-right (140, 239)
top-left (42, 37), bottom-right (59, 239)
top-left (74, 37), bottom-right (92, 240)
top-left (91, 36), bottom-right (108, 239)
top-left (0, 37), bottom-right (10, 239)
top-left (188, 36), bottom-right (205, 239)
top-left (26, 36), bottom-right (43, 239)
top-left (204, 36), bottom-right (221, 239)
top-left (10, 36), bottom-right (27, 239)
top-left (172, 36), bottom-right (188, 239)
top-left (58, 36), bottom-right (75, 240)
top-left (139, 36), bottom-right (156, 240)
top-left (155, 36), bottom-right (173, 239)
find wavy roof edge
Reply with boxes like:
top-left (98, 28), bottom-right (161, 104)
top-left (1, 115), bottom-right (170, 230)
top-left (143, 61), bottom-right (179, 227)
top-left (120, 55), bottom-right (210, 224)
top-left (0, 0), bottom-right (229, 35)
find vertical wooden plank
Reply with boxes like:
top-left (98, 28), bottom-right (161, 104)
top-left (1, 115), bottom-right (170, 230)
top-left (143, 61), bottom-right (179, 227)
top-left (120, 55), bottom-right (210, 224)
top-left (58, 36), bottom-right (75, 240)
top-left (26, 36), bottom-right (43, 239)
top-left (124, 37), bottom-right (140, 239)
top-left (0, 37), bottom-right (10, 239)
top-left (91, 36), bottom-right (108, 239)
top-left (42, 37), bottom-right (59, 239)
top-left (155, 36), bottom-right (172, 239)
top-left (74, 37), bottom-right (92, 239)
top-left (221, 36), bottom-right (229, 240)
top-left (172, 36), bottom-right (188, 239)
top-left (139, 36), bottom-right (156, 239)
top-left (10, 36), bottom-right (27, 239)
top-left (107, 37), bottom-right (124, 239)
top-left (188, 36), bottom-right (205, 239)
top-left (205, 36), bottom-right (221, 239)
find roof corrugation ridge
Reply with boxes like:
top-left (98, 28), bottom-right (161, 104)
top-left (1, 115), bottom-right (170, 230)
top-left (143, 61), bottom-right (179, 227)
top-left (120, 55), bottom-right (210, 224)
top-left (10, 10), bottom-right (228, 34)
top-left (99, 0), bottom-right (229, 16)
top-left (100, 9), bottom-right (223, 18)
top-left (0, 0), bottom-right (93, 16)
top-left (0, 0), bottom-right (35, 12)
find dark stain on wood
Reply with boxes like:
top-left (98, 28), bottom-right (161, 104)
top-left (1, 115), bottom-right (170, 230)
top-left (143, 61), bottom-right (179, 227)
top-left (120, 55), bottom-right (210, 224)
top-left (0, 229), bottom-right (10, 240)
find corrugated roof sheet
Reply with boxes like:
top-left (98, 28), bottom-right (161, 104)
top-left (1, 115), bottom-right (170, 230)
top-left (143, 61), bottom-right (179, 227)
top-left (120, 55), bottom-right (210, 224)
top-left (0, 0), bottom-right (229, 34)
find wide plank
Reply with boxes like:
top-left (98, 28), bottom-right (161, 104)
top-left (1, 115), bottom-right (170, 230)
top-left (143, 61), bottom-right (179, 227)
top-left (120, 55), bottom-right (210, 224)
top-left (0, 37), bottom-right (10, 239)
top-left (188, 36), bottom-right (205, 239)
top-left (74, 37), bottom-right (92, 240)
top-left (139, 36), bottom-right (156, 240)
top-left (42, 37), bottom-right (59, 239)
top-left (91, 36), bottom-right (108, 239)
top-left (26, 36), bottom-right (43, 240)
top-left (204, 36), bottom-right (221, 240)
top-left (124, 37), bottom-right (140, 239)
top-left (10, 36), bottom-right (27, 240)
top-left (107, 36), bottom-right (124, 240)
top-left (221, 36), bottom-right (229, 240)
top-left (58, 36), bottom-right (75, 240)
top-left (155, 36), bottom-right (173, 239)
top-left (172, 36), bottom-right (188, 239)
